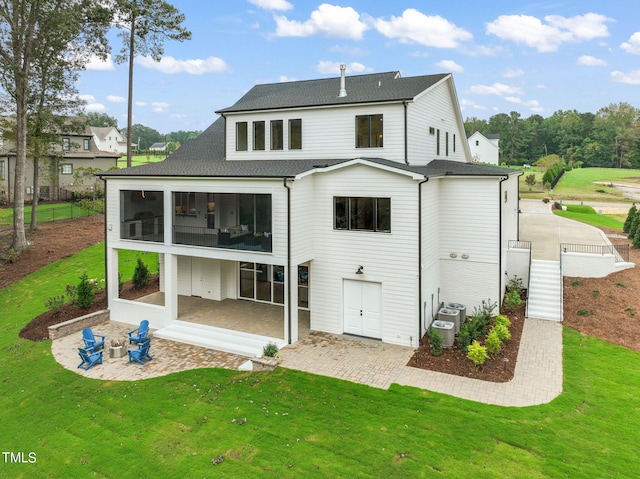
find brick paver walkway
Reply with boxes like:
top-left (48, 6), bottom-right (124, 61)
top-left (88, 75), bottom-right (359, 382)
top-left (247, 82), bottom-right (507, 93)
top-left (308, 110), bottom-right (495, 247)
top-left (53, 318), bottom-right (562, 406)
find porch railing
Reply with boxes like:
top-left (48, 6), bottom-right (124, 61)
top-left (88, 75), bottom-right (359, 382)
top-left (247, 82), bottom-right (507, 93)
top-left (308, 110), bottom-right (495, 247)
top-left (121, 216), bottom-right (164, 242)
top-left (173, 225), bottom-right (272, 253)
top-left (561, 243), bottom-right (629, 263)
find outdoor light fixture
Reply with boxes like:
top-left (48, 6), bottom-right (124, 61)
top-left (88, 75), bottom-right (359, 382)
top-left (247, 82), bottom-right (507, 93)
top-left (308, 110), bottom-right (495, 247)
top-left (356, 265), bottom-right (364, 274)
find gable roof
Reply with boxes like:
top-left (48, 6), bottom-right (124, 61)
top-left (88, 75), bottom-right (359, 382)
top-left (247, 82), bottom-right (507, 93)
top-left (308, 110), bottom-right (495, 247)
top-left (90, 126), bottom-right (122, 141)
top-left (217, 71), bottom-right (449, 113)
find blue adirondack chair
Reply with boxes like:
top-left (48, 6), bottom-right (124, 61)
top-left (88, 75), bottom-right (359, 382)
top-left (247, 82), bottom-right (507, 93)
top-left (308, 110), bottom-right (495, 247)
top-left (82, 328), bottom-right (105, 351)
top-left (128, 339), bottom-right (153, 365)
top-left (77, 347), bottom-right (103, 370)
top-left (128, 320), bottom-right (149, 344)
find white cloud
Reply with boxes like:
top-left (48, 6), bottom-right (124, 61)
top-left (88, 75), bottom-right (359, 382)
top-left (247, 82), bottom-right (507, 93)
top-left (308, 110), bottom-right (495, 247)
top-left (85, 103), bottom-right (106, 111)
top-left (136, 56), bottom-right (229, 74)
top-left (374, 9), bottom-right (472, 48)
top-left (611, 70), bottom-right (640, 85)
top-left (248, 0), bottom-right (292, 11)
top-left (151, 102), bottom-right (170, 113)
top-left (316, 61), bottom-right (372, 75)
top-left (85, 54), bottom-right (115, 71)
top-left (621, 32), bottom-right (640, 54)
top-left (577, 55), bottom-right (608, 66)
top-left (107, 95), bottom-right (126, 103)
top-left (279, 75), bottom-right (297, 82)
top-left (502, 68), bottom-right (524, 78)
top-left (486, 13), bottom-right (612, 52)
top-left (135, 101), bottom-right (147, 107)
top-left (505, 97), bottom-right (543, 112)
top-left (469, 82), bottom-right (523, 96)
top-left (170, 113), bottom-right (187, 119)
top-left (275, 4), bottom-right (368, 40)
top-left (435, 59), bottom-right (463, 73)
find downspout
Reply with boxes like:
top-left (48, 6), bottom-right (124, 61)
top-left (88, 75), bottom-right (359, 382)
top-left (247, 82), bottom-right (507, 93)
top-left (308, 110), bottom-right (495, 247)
top-left (498, 176), bottom-right (508, 309)
top-left (101, 177), bottom-right (108, 304)
top-left (403, 101), bottom-right (409, 164)
top-left (283, 177), bottom-right (292, 344)
top-left (417, 176), bottom-right (429, 345)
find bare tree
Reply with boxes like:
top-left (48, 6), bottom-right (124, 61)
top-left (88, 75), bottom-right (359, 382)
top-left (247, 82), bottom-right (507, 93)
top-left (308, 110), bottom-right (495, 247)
top-left (112, 0), bottom-right (191, 167)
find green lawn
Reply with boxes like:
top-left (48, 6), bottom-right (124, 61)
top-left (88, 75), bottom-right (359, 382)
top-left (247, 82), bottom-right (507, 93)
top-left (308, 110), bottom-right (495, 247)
top-left (117, 154), bottom-right (168, 168)
top-left (0, 202), bottom-right (98, 226)
top-left (521, 167), bottom-right (640, 203)
top-left (553, 204), bottom-right (626, 230)
top-left (2, 246), bottom-right (640, 477)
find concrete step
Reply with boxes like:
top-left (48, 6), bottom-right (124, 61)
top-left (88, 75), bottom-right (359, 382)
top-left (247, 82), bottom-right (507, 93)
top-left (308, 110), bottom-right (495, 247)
top-left (154, 320), bottom-right (286, 358)
top-left (527, 260), bottom-right (562, 321)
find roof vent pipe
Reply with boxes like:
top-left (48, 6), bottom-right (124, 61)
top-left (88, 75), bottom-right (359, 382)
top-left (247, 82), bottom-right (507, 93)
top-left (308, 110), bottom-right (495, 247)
top-left (339, 64), bottom-right (347, 97)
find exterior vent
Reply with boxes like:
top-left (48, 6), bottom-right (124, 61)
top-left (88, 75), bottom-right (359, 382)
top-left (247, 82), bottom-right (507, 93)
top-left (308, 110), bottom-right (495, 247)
top-left (432, 320), bottom-right (454, 348)
top-left (438, 307), bottom-right (460, 334)
top-left (338, 64), bottom-right (347, 98)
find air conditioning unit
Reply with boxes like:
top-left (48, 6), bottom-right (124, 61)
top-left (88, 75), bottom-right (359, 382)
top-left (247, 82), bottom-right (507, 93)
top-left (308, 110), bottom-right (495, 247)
top-left (438, 307), bottom-right (460, 334)
top-left (431, 320), bottom-right (455, 348)
top-left (446, 302), bottom-right (467, 325)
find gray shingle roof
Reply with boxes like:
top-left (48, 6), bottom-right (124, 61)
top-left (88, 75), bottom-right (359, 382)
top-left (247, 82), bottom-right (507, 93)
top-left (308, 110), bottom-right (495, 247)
top-left (164, 116), bottom-right (225, 162)
top-left (217, 72), bottom-right (449, 113)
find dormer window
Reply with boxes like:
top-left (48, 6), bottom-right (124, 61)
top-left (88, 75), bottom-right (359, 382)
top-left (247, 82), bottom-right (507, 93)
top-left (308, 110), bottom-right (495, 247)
top-left (83, 138), bottom-right (90, 150)
top-left (236, 122), bottom-right (248, 151)
top-left (289, 119), bottom-right (302, 149)
top-left (270, 120), bottom-right (283, 150)
top-left (355, 114), bottom-right (383, 148)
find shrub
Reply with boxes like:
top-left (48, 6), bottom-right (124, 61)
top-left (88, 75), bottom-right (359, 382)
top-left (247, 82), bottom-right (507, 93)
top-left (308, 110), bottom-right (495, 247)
top-left (65, 284), bottom-right (78, 304)
top-left (456, 322), bottom-right (473, 352)
top-left (45, 295), bottom-right (66, 312)
top-left (503, 288), bottom-right (523, 310)
top-left (428, 328), bottom-right (443, 357)
top-left (472, 299), bottom-right (497, 333)
top-left (494, 314), bottom-right (511, 329)
top-left (570, 279), bottom-right (581, 286)
top-left (623, 204), bottom-right (637, 233)
top-left (467, 341), bottom-right (488, 366)
top-left (262, 342), bottom-right (280, 358)
top-left (75, 273), bottom-right (95, 309)
top-left (577, 309), bottom-right (589, 316)
top-left (485, 329), bottom-right (502, 355)
top-left (132, 258), bottom-right (150, 288)
top-left (494, 323), bottom-right (511, 341)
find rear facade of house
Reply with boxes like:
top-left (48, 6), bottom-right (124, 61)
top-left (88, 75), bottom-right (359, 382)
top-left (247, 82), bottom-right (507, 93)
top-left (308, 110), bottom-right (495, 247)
top-left (101, 70), bottom-right (520, 357)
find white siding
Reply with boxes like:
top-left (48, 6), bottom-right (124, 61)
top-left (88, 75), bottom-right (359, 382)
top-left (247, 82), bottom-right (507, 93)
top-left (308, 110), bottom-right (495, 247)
top-left (468, 132), bottom-right (500, 165)
top-left (310, 164), bottom-right (420, 347)
top-left (501, 174), bottom-right (521, 300)
top-left (290, 176), bottom-right (314, 264)
top-left (226, 103), bottom-right (406, 163)
top-left (408, 79), bottom-right (468, 165)
top-left (421, 178), bottom-right (442, 329)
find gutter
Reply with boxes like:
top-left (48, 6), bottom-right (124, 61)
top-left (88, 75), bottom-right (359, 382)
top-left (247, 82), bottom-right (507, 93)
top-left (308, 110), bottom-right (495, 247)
top-left (101, 177), bottom-right (108, 304)
top-left (403, 101), bottom-right (409, 164)
top-left (417, 176), bottom-right (429, 345)
top-left (498, 175), bottom-right (509, 309)
top-left (283, 177), bottom-right (293, 344)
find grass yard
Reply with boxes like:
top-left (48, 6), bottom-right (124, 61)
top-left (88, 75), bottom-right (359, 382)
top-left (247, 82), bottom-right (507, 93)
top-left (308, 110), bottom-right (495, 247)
top-left (0, 202), bottom-right (97, 226)
top-left (117, 154), bottom-right (168, 168)
top-left (553, 204), bottom-right (626, 230)
top-left (2, 246), bottom-right (640, 477)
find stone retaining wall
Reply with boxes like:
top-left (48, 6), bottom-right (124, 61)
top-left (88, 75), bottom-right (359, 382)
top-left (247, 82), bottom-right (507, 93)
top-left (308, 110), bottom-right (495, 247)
top-left (48, 310), bottom-right (110, 340)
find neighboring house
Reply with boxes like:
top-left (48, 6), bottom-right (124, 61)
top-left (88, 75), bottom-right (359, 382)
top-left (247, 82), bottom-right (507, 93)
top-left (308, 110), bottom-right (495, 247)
top-left (0, 119), bottom-right (120, 201)
top-left (149, 142), bottom-right (169, 151)
top-left (90, 126), bottom-right (127, 154)
top-left (99, 69), bottom-right (521, 357)
top-left (468, 131), bottom-right (500, 165)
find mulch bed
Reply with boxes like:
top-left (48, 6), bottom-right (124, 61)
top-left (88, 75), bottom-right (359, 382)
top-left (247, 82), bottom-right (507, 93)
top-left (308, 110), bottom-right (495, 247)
top-left (407, 301), bottom-right (526, 382)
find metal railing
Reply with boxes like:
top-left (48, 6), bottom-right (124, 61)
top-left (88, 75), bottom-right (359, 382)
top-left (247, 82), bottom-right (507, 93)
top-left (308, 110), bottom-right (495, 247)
top-left (561, 243), bottom-right (630, 263)
top-left (172, 225), bottom-right (272, 252)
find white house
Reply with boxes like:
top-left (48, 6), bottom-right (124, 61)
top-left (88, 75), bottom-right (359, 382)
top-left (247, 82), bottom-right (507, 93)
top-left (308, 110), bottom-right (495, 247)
top-left (99, 69), bottom-right (521, 357)
top-left (90, 126), bottom-right (127, 154)
top-left (468, 131), bottom-right (500, 165)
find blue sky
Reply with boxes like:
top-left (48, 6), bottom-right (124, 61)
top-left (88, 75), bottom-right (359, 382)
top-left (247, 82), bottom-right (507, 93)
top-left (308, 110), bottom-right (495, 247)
top-left (77, 0), bottom-right (640, 134)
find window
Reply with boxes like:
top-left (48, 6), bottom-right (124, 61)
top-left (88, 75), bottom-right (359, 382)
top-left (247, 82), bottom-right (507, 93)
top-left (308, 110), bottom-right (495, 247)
top-left (236, 122), bottom-right (248, 151)
top-left (0, 160), bottom-right (4, 180)
top-left (83, 138), bottom-right (90, 150)
top-left (453, 134), bottom-right (456, 153)
top-left (476, 140), bottom-right (479, 146)
top-left (62, 138), bottom-right (70, 151)
top-left (60, 163), bottom-right (73, 175)
top-left (289, 119), bottom-right (302, 149)
top-left (356, 114), bottom-right (383, 148)
top-left (429, 126), bottom-right (435, 135)
top-left (253, 121), bottom-right (265, 150)
top-left (239, 262), bottom-right (284, 304)
top-left (175, 192), bottom-right (196, 215)
top-left (436, 129), bottom-right (440, 156)
top-left (334, 197), bottom-right (390, 232)
top-left (270, 120), bottom-right (283, 150)
top-left (446, 132), bottom-right (449, 156)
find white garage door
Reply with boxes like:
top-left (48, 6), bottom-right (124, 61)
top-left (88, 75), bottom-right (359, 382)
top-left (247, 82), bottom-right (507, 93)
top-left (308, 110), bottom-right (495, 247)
top-left (343, 280), bottom-right (381, 339)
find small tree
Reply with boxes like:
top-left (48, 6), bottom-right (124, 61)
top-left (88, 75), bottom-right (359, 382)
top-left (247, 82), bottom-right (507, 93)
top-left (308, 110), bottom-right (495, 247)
top-left (623, 204), bottom-right (637, 234)
top-left (132, 258), bottom-right (150, 288)
top-left (629, 212), bottom-right (640, 240)
top-left (525, 173), bottom-right (536, 191)
top-left (75, 273), bottom-right (96, 309)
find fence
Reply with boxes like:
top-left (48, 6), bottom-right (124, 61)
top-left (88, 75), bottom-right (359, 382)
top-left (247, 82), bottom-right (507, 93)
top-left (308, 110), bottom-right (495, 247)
top-left (561, 243), bottom-right (630, 263)
top-left (0, 201), bottom-right (103, 227)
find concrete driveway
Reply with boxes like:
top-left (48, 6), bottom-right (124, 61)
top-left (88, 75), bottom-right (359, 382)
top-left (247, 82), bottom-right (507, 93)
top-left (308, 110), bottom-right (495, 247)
top-left (518, 199), bottom-right (613, 260)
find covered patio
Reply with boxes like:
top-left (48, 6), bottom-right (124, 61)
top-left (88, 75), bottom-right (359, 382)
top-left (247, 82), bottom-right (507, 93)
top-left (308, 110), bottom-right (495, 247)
top-left (135, 292), bottom-right (310, 340)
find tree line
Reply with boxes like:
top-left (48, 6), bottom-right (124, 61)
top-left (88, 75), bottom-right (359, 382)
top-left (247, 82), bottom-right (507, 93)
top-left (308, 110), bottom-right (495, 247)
top-left (464, 102), bottom-right (640, 169)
